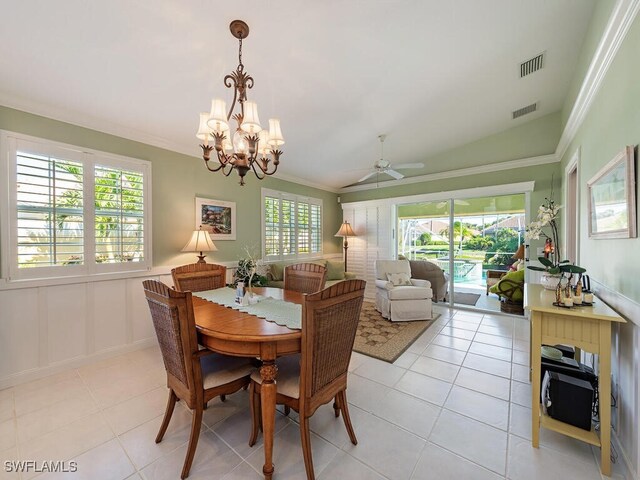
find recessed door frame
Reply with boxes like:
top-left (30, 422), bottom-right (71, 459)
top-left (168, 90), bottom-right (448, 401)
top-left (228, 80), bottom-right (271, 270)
top-left (564, 147), bottom-right (581, 265)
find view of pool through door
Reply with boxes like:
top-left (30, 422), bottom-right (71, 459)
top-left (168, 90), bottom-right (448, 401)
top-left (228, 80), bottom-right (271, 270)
top-left (397, 193), bottom-right (526, 313)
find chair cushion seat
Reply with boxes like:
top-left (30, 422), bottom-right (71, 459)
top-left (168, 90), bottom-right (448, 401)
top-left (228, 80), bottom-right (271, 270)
top-left (250, 354), bottom-right (300, 399)
top-left (201, 353), bottom-right (255, 390)
top-left (385, 286), bottom-right (432, 301)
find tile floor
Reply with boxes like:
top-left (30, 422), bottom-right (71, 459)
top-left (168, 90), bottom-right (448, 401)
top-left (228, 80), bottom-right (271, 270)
top-left (0, 306), bottom-right (629, 480)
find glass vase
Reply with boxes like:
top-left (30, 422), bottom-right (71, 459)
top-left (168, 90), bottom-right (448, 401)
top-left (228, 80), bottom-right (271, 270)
top-left (540, 272), bottom-right (562, 290)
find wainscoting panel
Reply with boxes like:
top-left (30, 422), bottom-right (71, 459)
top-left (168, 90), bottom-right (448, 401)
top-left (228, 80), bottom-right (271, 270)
top-left (93, 280), bottom-right (128, 353)
top-left (0, 271), bottom-right (172, 389)
top-left (46, 283), bottom-right (88, 364)
top-left (0, 288), bottom-right (39, 379)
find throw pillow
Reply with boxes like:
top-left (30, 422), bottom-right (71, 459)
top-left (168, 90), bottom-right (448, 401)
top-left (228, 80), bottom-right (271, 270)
top-left (386, 272), bottom-right (412, 286)
top-left (326, 260), bottom-right (346, 281)
top-left (269, 262), bottom-right (285, 281)
top-left (489, 269), bottom-right (525, 301)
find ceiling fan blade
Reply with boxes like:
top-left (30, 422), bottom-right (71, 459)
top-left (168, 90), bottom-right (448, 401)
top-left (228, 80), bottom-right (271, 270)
top-left (357, 171), bottom-right (378, 183)
top-left (385, 169), bottom-right (405, 180)
top-left (393, 162), bottom-right (424, 169)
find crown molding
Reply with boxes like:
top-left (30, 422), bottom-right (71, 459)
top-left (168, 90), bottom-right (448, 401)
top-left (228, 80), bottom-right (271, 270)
top-left (555, 0), bottom-right (640, 160)
top-left (273, 171), bottom-right (340, 193)
top-left (338, 154), bottom-right (558, 194)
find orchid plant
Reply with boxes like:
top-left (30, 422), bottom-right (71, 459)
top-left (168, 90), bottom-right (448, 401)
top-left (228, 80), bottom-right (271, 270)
top-left (525, 192), bottom-right (585, 276)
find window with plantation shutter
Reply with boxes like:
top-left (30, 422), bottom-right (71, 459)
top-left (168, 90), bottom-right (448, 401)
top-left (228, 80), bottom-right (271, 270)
top-left (262, 188), bottom-right (322, 261)
top-left (2, 132), bottom-right (152, 281)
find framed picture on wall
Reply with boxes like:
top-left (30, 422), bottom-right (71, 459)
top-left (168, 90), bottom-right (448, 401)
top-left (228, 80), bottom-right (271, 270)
top-left (587, 145), bottom-right (636, 239)
top-left (195, 197), bottom-right (236, 240)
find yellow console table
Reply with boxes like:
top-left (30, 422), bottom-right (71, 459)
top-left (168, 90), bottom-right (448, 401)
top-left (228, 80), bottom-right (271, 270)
top-left (524, 283), bottom-right (625, 476)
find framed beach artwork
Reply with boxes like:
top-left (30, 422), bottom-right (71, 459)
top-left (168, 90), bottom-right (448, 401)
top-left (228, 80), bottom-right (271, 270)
top-left (587, 146), bottom-right (636, 239)
top-left (195, 197), bottom-right (236, 240)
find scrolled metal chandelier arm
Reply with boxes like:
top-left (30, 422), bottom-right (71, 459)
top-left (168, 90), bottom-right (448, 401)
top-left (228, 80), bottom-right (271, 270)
top-left (196, 20), bottom-right (284, 186)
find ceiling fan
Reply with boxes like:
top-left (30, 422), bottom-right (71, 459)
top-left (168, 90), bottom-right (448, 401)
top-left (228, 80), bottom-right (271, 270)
top-left (356, 135), bottom-right (424, 183)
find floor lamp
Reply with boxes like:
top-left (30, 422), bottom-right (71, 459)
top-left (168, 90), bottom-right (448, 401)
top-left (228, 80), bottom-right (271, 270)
top-left (335, 221), bottom-right (356, 272)
top-left (182, 226), bottom-right (218, 263)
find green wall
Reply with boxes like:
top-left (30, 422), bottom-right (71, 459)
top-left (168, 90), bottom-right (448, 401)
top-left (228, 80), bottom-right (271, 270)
top-left (560, 12), bottom-right (640, 303)
top-left (0, 106), bottom-right (342, 266)
top-left (341, 112), bottom-right (562, 219)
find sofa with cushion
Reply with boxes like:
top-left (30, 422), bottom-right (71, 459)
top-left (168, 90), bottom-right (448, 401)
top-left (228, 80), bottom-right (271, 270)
top-left (266, 259), bottom-right (356, 289)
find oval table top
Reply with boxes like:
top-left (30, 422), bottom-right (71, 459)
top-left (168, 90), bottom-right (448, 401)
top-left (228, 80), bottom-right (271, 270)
top-left (192, 287), bottom-right (303, 342)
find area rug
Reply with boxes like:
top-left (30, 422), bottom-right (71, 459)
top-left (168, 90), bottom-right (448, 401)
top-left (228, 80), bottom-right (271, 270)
top-left (353, 302), bottom-right (439, 363)
top-left (453, 292), bottom-right (481, 306)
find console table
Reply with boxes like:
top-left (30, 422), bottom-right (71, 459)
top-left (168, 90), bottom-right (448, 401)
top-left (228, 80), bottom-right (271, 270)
top-left (524, 283), bottom-right (625, 476)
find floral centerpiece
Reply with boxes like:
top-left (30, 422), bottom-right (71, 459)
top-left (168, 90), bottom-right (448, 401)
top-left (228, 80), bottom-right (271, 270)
top-left (525, 192), bottom-right (585, 291)
top-left (233, 245), bottom-right (268, 291)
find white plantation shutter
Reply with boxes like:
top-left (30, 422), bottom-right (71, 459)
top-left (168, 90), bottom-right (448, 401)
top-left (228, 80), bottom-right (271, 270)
top-left (341, 203), bottom-right (392, 299)
top-left (16, 152), bottom-right (84, 268)
top-left (94, 165), bottom-right (145, 264)
top-left (262, 189), bottom-right (323, 261)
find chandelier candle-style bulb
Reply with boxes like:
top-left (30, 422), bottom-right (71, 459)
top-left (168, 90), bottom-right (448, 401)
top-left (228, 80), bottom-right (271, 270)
top-left (268, 119), bottom-right (284, 146)
top-left (241, 101), bottom-right (262, 133)
top-left (207, 99), bottom-right (229, 132)
top-left (258, 129), bottom-right (271, 156)
top-left (197, 20), bottom-right (283, 185)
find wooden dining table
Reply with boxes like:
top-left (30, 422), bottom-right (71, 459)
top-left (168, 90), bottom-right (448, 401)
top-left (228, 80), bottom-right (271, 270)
top-left (192, 287), bottom-right (302, 480)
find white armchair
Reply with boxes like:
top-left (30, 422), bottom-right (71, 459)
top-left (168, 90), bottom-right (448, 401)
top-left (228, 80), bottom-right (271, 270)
top-left (374, 260), bottom-right (433, 322)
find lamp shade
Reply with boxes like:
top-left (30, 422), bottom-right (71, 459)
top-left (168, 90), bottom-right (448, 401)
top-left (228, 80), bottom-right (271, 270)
top-left (257, 129), bottom-right (271, 155)
top-left (268, 118), bottom-right (284, 146)
top-left (513, 244), bottom-right (525, 260)
top-left (335, 221), bottom-right (356, 237)
top-left (182, 228), bottom-right (218, 253)
top-left (196, 112), bottom-right (211, 140)
top-left (240, 101), bottom-right (262, 133)
top-left (207, 98), bottom-right (230, 132)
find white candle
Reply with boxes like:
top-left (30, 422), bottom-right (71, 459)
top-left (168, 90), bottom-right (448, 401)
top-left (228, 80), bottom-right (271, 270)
top-left (573, 295), bottom-right (582, 304)
top-left (563, 297), bottom-right (574, 307)
top-left (584, 293), bottom-right (594, 303)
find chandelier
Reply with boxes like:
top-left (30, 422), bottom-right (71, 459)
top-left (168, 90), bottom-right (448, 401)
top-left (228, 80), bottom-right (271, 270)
top-left (196, 20), bottom-right (284, 186)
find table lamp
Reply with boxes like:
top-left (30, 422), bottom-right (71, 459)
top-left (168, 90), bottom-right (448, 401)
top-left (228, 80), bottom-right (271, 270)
top-left (335, 221), bottom-right (356, 272)
top-left (182, 226), bottom-right (217, 263)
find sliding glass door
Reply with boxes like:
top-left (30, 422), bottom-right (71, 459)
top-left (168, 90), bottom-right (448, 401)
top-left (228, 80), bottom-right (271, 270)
top-left (397, 193), bottom-right (525, 313)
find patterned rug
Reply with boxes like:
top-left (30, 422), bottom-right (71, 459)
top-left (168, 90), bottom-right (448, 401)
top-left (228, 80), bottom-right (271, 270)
top-left (353, 302), bottom-right (439, 363)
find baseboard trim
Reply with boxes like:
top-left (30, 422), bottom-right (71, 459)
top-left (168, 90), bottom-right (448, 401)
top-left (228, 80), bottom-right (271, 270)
top-left (0, 337), bottom-right (158, 389)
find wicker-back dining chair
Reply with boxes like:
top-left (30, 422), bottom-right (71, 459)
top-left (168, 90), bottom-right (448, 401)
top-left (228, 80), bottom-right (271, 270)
top-left (283, 263), bottom-right (328, 294)
top-left (142, 280), bottom-right (253, 479)
top-left (172, 263), bottom-right (227, 292)
top-left (248, 279), bottom-right (366, 480)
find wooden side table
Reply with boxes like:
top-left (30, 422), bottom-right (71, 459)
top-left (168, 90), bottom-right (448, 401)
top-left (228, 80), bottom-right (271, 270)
top-left (524, 284), bottom-right (625, 476)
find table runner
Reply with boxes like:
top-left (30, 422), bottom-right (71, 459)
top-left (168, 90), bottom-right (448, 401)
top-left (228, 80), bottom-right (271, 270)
top-left (194, 288), bottom-right (302, 330)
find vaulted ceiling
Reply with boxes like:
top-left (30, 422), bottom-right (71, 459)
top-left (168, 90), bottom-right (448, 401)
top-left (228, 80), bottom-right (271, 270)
top-left (0, 0), bottom-right (596, 190)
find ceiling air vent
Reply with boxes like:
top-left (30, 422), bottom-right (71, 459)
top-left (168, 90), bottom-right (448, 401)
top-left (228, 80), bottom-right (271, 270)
top-left (520, 52), bottom-right (545, 78)
top-left (512, 102), bottom-right (537, 119)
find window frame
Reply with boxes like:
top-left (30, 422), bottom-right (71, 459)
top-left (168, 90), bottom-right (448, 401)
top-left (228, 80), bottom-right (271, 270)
top-left (261, 188), bottom-right (323, 262)
top-left (1, 131), bottom-right (152, 282)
